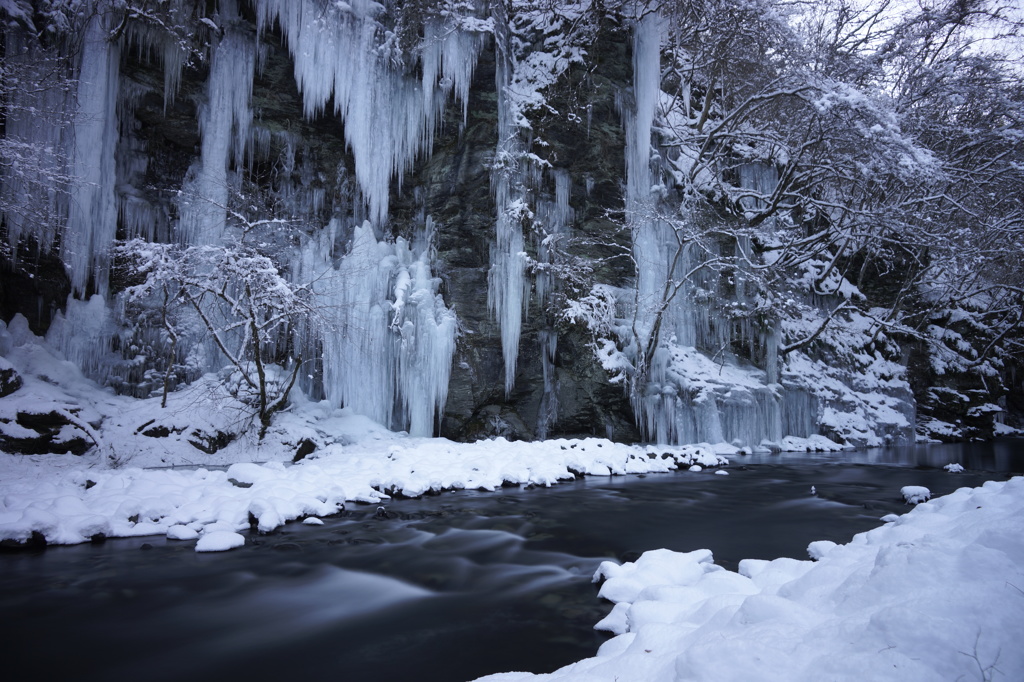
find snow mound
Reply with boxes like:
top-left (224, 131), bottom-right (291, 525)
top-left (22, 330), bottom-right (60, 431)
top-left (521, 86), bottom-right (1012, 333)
top-left (195, 531), bottom-right (245, 553)
top-left (166, 525), bottom-right (199, 540)
top-left (901, 485), bottom-right (931, 504)
top-left (944, 462), bottom-right (964, 473)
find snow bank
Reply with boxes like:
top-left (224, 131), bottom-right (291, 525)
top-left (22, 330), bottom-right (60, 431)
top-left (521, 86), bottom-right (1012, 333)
top-left (476, 477), bottom-right (1024, 682)
top-left (0, 324), bottom-right (873, 549)
top-left (0, 437), bottom-right (729, 547)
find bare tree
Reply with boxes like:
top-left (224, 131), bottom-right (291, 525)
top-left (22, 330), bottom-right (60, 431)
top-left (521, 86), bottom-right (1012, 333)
top-left (116, 239), bottom-right (318, 438)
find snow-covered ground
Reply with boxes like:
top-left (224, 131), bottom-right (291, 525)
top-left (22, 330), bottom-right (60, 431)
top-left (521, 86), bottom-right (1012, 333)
top-left (4, 315), bottom-right (856, 549)
top-left (479, 476), bottom-right (1024, 682)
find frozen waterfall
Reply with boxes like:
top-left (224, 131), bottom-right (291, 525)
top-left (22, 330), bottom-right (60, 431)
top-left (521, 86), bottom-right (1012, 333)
top-left (622, 11), bottom-right (786, 447)
top-left (178, 0), bottom-right (254, 246)
top-left (296, 221), bottom-right (456, 437)
top-left (255, 0), bottom-right (487, 226)
top-left (487, 8), bottom-right (530, 397)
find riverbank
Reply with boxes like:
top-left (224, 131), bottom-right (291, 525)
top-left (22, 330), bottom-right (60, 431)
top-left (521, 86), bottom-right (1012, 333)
top-left (1, 330), bottom-right (846, 548)
top-left (479, 474), bottom-right (1024, 682)
top-left (0, 434), bottom-right (734, 547)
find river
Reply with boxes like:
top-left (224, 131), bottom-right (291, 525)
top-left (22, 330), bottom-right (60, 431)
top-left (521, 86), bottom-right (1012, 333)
top-left (1, 440), bottom-right (1021, 682)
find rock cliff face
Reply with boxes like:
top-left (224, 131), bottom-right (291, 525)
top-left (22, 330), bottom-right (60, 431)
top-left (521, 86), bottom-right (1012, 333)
top-left (0, 0), bottom-right (1019, 446)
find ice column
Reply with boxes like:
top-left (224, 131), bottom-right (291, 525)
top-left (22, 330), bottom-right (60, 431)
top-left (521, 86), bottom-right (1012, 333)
top-left (488, 10), bottom-right (529, 396)
top-left (65, 9), bottom-right (120, 295)
top-left (298, 222), bottom-right (456, 436)
top-left (625, 10), bottom-right (670, 352)
top-left (178, 0), bottom-right (254, 245)
top-left (534, 170), bottom-right (574, 438)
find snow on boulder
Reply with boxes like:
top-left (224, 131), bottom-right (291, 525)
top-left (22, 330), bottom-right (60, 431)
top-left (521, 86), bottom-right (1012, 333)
top-left (167, 525), bottom-right (199, 540)
top-left (901, 486), bottom-right (931, 504)
top-left (944, 462), bottom-right (964, 473)
top-left (302, 517), bottom-right (324, 525)
top-left (593, 548), bottom-right (716, 604)
top-left (225, 462), bottom-right (280, 487)
top-left (195, 531), bottom-right (245, 552)
top-left (807, 540), bottom-right (837, 560)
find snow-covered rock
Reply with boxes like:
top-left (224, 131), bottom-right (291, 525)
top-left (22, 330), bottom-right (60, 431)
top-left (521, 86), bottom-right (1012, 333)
top-left (901, 485), bottom-right (931, 504)
top-left (195, 531), bottom-right (245, 553)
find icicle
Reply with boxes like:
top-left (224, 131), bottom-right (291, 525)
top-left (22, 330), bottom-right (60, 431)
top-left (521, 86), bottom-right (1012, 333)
top-left (65, 9), bottom-right (120, 295)
top-left (488, 8), bottom-right (529, 397)
top-left (534, 169), bottom-right (573, 305)
top-left (123, 0), bottom-right (192, 108)
top-left (297, 220), bottom-right (455, 436)
top-left (624, 10), bottom-right (664, 350)
top-left (255, 0), bottom-right (487, 226)
top-left (536, 330), bottom-right (559, 439)
top-left (738, 163), bottom-right (779, 212)
top-left (178, 0), bottom-right (254, 245)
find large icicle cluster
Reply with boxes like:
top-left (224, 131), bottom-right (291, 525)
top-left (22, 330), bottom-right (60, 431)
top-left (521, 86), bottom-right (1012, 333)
top-left (296, 222), bottom-right (456, 437)
top-left (0, 2), bottom-right (120, 296)
top-left (255, 0), bottom-right (487, 226)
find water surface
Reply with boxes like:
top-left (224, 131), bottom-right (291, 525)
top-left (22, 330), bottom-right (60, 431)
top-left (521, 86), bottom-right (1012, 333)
top-left (2, 441), bottom-right (1020, 681)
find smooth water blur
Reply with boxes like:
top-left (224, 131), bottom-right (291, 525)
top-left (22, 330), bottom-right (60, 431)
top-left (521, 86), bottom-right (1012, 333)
top-left (1, 441), bottom-right (1021, 682)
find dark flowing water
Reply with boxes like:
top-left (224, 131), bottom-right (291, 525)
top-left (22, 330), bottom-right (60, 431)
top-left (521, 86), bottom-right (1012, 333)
top-left (2, 441), bottom-right (1021, 682)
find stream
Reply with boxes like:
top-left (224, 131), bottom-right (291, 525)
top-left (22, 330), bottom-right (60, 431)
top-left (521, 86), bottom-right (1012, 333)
top-left (1, 440), bottom-right (1021, 682)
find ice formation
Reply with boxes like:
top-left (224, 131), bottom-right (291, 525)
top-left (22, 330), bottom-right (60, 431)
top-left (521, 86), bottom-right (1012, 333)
top-left (66, 11), bottom-right (121, 295)
top-left (0, 0), bottom-right (923, 445)
top-left (488, 9), bottom-right (530, 396)
top-left (619, 10), bottom-right (783, 446)
top-left (255, 0), bottom-right (487, 226)
top-left (534, 170), bottom-right (574, 437)
top-left (295, 221), bottom-right (456, 437)
top-left (178, 0), bottom-right (254, 245)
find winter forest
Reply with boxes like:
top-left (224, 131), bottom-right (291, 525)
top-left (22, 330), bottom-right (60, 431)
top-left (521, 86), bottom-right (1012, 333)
top-left (1, 0), bottom-right (1023, 680)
